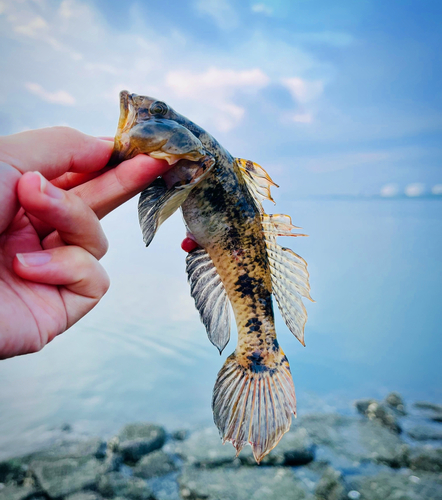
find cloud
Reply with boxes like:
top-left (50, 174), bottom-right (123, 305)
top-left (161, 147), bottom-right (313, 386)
top-left (251, 4), bottom-right (273, 16)
top-left (405, 183), bottom-right (425, 197)
top-left (194, 0), bottom-right (238, 30)
top-left (281, 77), bottom-right (324, 104)
top-left (165, 67), bottom-right (270, 131)
top-left (380, 183), bottom-right (399, 197)
top-left (432, 184), bottom-right (442, 195)
top-left (25, 83), bottom-right (76, 105)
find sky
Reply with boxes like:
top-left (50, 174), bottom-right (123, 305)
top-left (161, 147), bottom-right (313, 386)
top-left (0, 0), bottom-right (441, 197)
top-left (0, 2), bottom-right (442, 451)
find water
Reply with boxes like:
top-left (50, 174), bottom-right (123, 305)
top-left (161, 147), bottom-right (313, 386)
top-left (0, 197), bottom-right (441, 459)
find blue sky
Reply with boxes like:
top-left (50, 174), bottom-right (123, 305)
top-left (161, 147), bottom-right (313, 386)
top-left (0, 0), bottom-right (441, 196)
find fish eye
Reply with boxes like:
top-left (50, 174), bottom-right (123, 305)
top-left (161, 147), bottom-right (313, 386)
top-left (150, 101), bottom-right (169, 116)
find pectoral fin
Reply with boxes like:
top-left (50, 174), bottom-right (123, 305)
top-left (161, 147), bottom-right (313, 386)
top-left (186, 248), bottom-right (231, 354)
top-left (138, 155), bottom-right (215, 247)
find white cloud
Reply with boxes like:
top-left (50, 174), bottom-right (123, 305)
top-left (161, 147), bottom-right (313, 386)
top-left (405, 183), bottom-right (425, 197)
top-left (432, 184), bottom-right (442, 195)
top-left (25, 83), bottom-right (76, 105)
top-left (194, 0), bottom-right (238, 30)
top-left (251, 3), bottom-right (273, 16)
top-left (282, 77), bottom-right (324, 104)
top-left (380, 183), bottom-right (399, 197)
top-left (166, 67), bottom-right (270, 131)
top-left (291, 113), bottom-right (313, 124)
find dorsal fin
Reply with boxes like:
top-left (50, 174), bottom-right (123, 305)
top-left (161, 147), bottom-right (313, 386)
top-left (262, 213), bottom-right (312, 346)
top-left (235, 158), bottom-right (278, 212)
top-left (186, 248), bottom-right (231, 354)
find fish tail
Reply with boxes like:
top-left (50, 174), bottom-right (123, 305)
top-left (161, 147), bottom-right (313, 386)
top-left (212, 350), bottom-right (296, 463)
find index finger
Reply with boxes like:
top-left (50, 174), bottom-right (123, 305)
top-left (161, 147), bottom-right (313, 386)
top-left (0, 127), bottom-right (113, 180)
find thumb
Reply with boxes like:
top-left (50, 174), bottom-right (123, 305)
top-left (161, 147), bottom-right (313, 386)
top-left (0, 162), bottom-right (21, 234)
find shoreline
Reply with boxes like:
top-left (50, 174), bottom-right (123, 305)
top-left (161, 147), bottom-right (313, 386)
top-left (1, 392), bottom-right (442, 500)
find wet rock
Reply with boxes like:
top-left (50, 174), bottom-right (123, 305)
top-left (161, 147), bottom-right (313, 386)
top-left (294, 414), bottom-right (409, 468)
top-left (239, 427), bottom-right (315, 466)
top-left (178, 466), bottom-right (314, 500)
top-left (30, 456), bottom-right (101, 498)
top-left (0, 484), bottom-right (37, 500)
top-left (172, 425), bottom-right (314, 468)
top-left (171, 430), bottom-right (188, 441)
top-left (97, 471), bottom-right (154, 499)
top-left (22, 438), bottom-right (107, 463)
top-left (116, 423), bottom-right (166, 463)
top-left (65, 492), bottom-right (104, 500)
top-left (409, 447), bottom-right (442, 472)
top-left (384, 392), bottom-right (407, 415)
top-left (0, 458), bottom-right (27, 484)
top-left (347, 469), bottom-right (442, 500)
top-left (315, 467), bottom-right (346, 500)
top-left (133, 450), bottom-right (177, 479)
top-left (414, 402), bottom-right (442, 413)
top-left (407, 425), bottom-right (442, 441)
top-left (354, 399), bottom-right (401, 434)
top-left (170, 427), bottom-right (236, 467)
top-left (99, 451), bottom-right (123, 474)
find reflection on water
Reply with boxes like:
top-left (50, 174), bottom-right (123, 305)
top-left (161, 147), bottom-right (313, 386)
top-left (0, 197), bottom-right (441, 459)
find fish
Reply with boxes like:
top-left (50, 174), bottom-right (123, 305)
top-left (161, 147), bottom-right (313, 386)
top-left (111, 90), bottom-right (312, 463)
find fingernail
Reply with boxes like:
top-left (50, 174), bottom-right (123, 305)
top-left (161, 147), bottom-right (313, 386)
top-left (16, 252), bottom-right (52, 267)
top-left (33, 171), bottom-right (63, 199)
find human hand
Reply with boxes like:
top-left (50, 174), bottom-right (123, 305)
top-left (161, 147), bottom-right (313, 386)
top-left (0, 127), bottom-right (171, 359)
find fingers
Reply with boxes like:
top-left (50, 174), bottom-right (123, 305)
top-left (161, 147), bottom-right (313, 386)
top-left (0, 127), bottom-right (113, 180)
top-left (70, 154), bottom-right (171, 219)
top-left (17, 171), bottom-right (108, 259)
top-left (13, 246), bottom-right (110, 328)
top-left (0, 162), bottom-right (21, 233)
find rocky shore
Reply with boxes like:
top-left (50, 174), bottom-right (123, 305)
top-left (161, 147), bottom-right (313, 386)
top-left (1, 393), bottom-right (442, 500)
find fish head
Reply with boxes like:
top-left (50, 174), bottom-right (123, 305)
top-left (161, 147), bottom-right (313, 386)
top-left (111, 90), bottom-right (206, 165)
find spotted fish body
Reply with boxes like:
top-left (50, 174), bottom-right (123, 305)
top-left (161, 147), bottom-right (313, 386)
top-left (112, 91), bottom-right (311, 463)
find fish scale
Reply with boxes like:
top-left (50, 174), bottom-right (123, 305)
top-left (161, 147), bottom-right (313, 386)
top-left (111, 90), bottom-right (311, 463)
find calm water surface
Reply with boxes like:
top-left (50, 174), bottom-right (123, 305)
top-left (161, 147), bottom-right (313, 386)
top-left (0, 197), bottom-right (441, 459)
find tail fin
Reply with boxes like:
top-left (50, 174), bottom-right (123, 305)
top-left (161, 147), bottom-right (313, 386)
top-left (212, 351), bottom-right (296, 463)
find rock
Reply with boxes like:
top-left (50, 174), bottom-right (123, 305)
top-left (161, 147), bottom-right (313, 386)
top-left (116, 423), bottom-right (166, 463)
top-left (65, 493), bottom-right (104, 500)
top-left (133, 450), bottom-right (176, 479)
top-left (384, 392), bottom-right (407, 415)
top-left (22, 438), bottom-right (107, 463)
top-left (410, 447), bottom-right (442, 472)
top-left (239, 427), bottom-right (315, 466)
top-left (99, 451), bottom-right (123, 474)
top-left (97, 471), bottom-right (154, 499)
top-left (30, 456), bottom-right (101, 498)
top-left (172, 425), bottom-right (314, 468)
top-left (178, 466), bottom-right (314, 500)
top-left (315, 467), bottom-right (346, 500)
top-left (171, 427), bottom-right (236, 467)
top-left (171, 430), bottom-right (188, 441)
top-left (414, 402), bottom-right (442, 413)
top-left (407, 425), bottom-right (442, 441)
top-left (354, 399), bottom-right (401, 434)
top-left (294, 414), bottom-right (409, 468)
top-left (347, 469), bottom-right (442, 500)
top-left (0, 484), bottom-right (37, 500)
top-left (0, 458), bottom-right (27, 484)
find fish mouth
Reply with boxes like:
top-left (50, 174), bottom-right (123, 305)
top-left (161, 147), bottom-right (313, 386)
top-left (111, 90), bottom-right (206, 166)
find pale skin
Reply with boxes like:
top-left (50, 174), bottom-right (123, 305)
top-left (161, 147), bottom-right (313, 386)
top-left (0, 126), bottom-right (200, 360)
